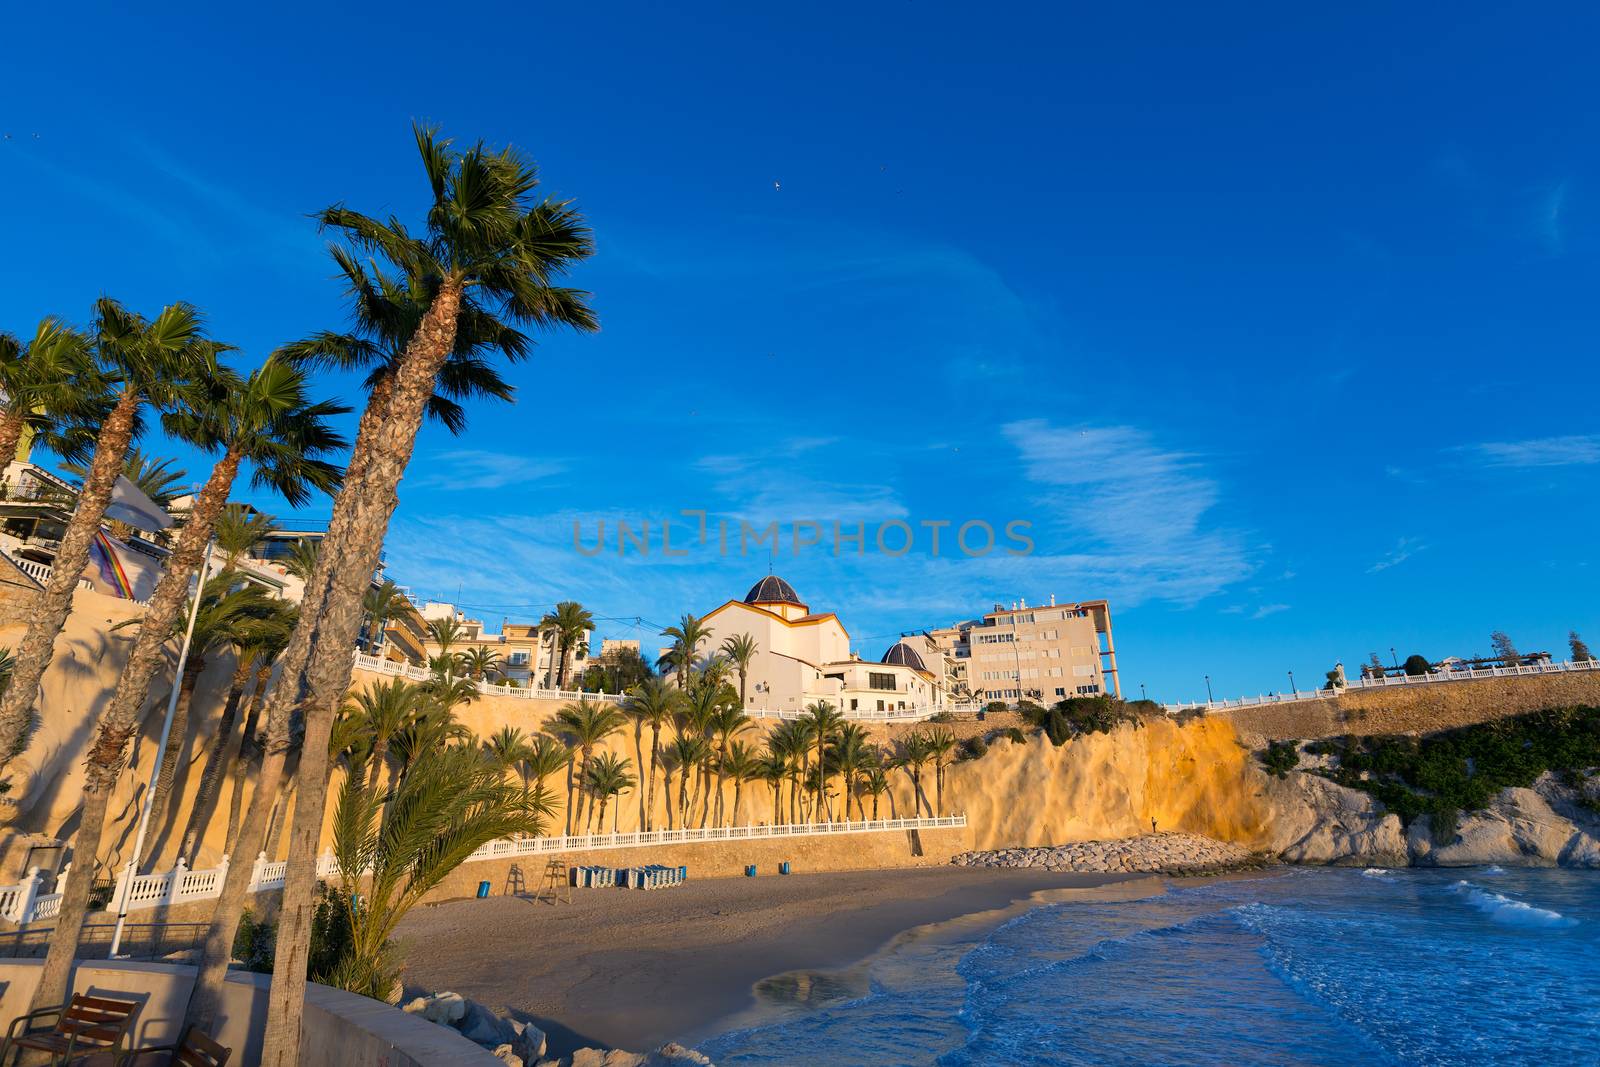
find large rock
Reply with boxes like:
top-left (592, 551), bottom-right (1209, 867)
top-left (402, 991), bottom-right (467, 1026)
top-left (1263, 772), bottom-right (1406, 865)
top-left (509, 1019), bottom-right (547, 1063)
top-left (459, 1000), bottom-right (516, 1046)
top-left (643, 1045), bottom-right (714, 1066)
top-left (493, 1047), bottom-right (525, 1067)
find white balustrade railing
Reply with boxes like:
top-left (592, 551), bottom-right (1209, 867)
top-left (348, 651), bottom-right (964, 723)
top-left (1, 815), bottom-right (966, 926)
top-left (1163, 658), bottom-right (1600, 714)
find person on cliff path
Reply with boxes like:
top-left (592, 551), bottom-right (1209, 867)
top-left (1151, 817), bottom-right (1158, 833)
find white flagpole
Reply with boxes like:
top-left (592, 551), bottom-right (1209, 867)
top-left (109, 539), bottom-right (214, 958)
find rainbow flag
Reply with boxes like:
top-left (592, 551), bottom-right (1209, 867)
top-left (90, 529), bottom-right (136, 599)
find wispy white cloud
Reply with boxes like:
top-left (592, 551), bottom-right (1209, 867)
top-left (1369, 536), bottom-right (1427, 573)
top-left (412, 451), bottom-right (568, 491)
top-left (1251, 604), bottom-right (1290, 620)
top-left (1000, 420), bottom-right (1254, 606)
top-left (1456, 435), bottom-right (1600, 469)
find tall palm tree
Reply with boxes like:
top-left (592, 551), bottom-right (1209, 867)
top-left (220, 625), bottom-right (292, 854)
top-left (756, 750), bottom-right (787, 825)
top-left (0, 317), bottom-right (100, 473)
top-left (461, 645), bottom-right (501, 682)
top-left (657, 613), bottom-right (713, 688)
top-left (708, 700), bottom-right (753, 826)
top-left (517, 734), bottom-right (569, 831)
top-left (861, 765), bottom-right (893, 820)
top-left (898, 733), bottom-right (934, 817)
top-left (343, 678), bottom-right (431, 793)
top-left (483, 725), bottom-right (531, 782)
top-left (766, 720), bottom-right (810, 824)
top-left (621, 677), bottom-right (679, 831)
top-left (427, 616), bottom-right (467, 667)
top-left (178, 599), bottom-right (297, 861)
top-left (829, 724), bottom-right (872, 820)
top-left (29, 354), bottom-right (345, 1014)
top-left (805, 701), bottom-right (844, 823)
top-left (213, 503), bottom-right (279, 570)
top-left (666, 734), bottom-right (710, 831)
top-left (324, 743), bottom-right (546, 998)
top-left (0, 300), bottom-right (213, 782)
top-left (583, 752), bottom-right (635, 834)
top-left (540, 601), bottom-right (594, 690)
top-left (720, 632), bottom-right (757, 708)
top-left (141, 578), bottom-right (282, 832)
top-left (925, 727), bottom-right (957, 817)
top-left (720, 741), bottom-right (762, 826)
top-left (192, 130), bottom-right (596, 1047)
top-left (549, 697), bottom-right (624, 836)
top-left (360, 579), bottom-right (410, 656)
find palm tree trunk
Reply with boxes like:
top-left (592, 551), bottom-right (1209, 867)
top-left (261, 281), bottom-right (465, 1067)
top-left (223, 665), bottom-right (270, 853)
top-left (563, 756), bottom-right (577, 836)
top-left (872, 792), bottom-right (880, 820)
top-left (0, 391), bottom-right (140, 775)
top-left (146, 658), bottom-right (204, 836)
top-left (663, 774), bottom-right (674, 831)
top-left (632, 723), bottom-right (646, 832)
top-left (679, 766), bottom-right (691, 829)
top-left (935, 764), bottom-right (943, 817)
top-left (816, 734), bottom-right (826, 825)
top-left (732, 781), bottom-right (743, 826)
top-left (30, 763), bottom-right (118, 1012)
top-left (0, 409), bottom-right (29, 476)
top-left (180, 656), bottom-right (252, 861)
top-left (646, 724), bottom-right (661, 831)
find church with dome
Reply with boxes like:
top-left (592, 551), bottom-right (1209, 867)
top-left (697, 576), bottom-right (950, 714)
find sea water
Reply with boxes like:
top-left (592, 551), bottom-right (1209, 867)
top-left (699, 868), bottom-right (1600, 1065)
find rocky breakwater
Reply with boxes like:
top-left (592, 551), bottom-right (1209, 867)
top-left (953, 831), bottom-right (1264, 875)
top-left (403, 991), bottom-right (715, 1067)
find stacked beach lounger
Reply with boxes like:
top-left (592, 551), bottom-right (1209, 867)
top-left (570, 864), bottom-right (688, 889)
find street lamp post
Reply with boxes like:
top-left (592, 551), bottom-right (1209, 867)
top-left (1390, 647), bottom-right (1398, 670)
top-left (1288, 670), bottom-right (1297, 696)
top-left (1140, 683), bottom-right (1147, 701)
top-left (1204, 675), bottom-right (1213, 704)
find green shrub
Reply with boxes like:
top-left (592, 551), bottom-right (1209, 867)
top-left (1402, 654), bottom-right (1432, 677)
top-left (1260, 740), bottom-right (1299, 779)
top-left (1314, 706), bottom-right (1600, 832)
top-left (958, 736), bottom-right (988, 762)
top-left (983, 701), bottom-right (1010, 716)
top-left (928, 711), bottom-right (956, 723)
top-left (232, 907), bottom-right (275, 974)
top-left (308, 882), bottom-right (356, 986)
top-left (1001, 727), bottom-right (1027, 745)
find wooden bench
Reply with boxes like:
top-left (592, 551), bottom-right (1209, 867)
top-left (1, 993), bottom-right (139, 1065)
top-left (79, 1026), bottom-right (231, 1067)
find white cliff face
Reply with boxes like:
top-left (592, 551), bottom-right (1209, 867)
top-left (1260, 772), bottom-right (1407, 865)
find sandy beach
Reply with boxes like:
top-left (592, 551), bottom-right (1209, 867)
top-left (394, 866), bottom-right (1159, 1055)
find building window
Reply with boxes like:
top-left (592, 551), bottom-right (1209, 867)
top-left (877, 700), bottom-right (885, 711)
top-left (1055, 687), bottom-right (1066, 697)
top-left (850, 699), bottom-right (858, 710)
top-left (1073, 665), bottom-right (1094, 677)
top-left (868, 672), bottom-right (896, 690)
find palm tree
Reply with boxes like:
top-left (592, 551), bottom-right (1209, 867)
top-left (898, 733), bottom-right (934, 817)
top-left (213, 503), bottom-right (279, 569)
top-left (483, 725), bottom-right (531, 782)
top-left (925, 727), bottom-right (957, 817)
top-left (344, 679), bottom-right (431, 793)
top-left (461, 645), bottom-right (502, 682)
top-left (805, 701), bottom-right (844, 823)
top-left (324, 743), bottom-right (546, 999)
top-left (720, 742), bottom-right (763, 826)
top-left (517, 735), bottom-right (569, 831)
top-left (283, 538), bottom-right (320, 582)
top-left (666, 734), bottom-right (710, 831)
top-left (829, 724), bottom-right (872, 820)
top-left (194, 130), bottom-right (596, 1047)
top-left (583, 752), bottom-right (636, 834)
top-left (62, 449), bottom-right (192, 508)
top-left (539, 601), bottom-right (594, 690)
top-left (767, 720), bottom-right (811, 824)
top-left (220, 627), bottom-right (292, 854)
top-left (621, 677), bottom-right (679, 831)
top-left (861, 765), bottom-right (893, 820)
top-left (178, 599), bottom-right (297, 861)
top-left (142, 579), bottom-right (282, 832)
top-left (550, 697), bottom-right (624, 836)
top-left (0, 317), bottom-right (99, 475)
top-left (756, 750), bottom-right (788, 825)
top-left (708, 700), bottom-right (753, 826)
top-left (427, 616), bottom-right (467, 668)
top-left (0, 300), bottom-right (214, 783)
top-left (720, 633), bottom-right (757, 708)
top-left (361, 579), bottom-right (410, 655)
top-left (657, 613), bottom-right (713, 688)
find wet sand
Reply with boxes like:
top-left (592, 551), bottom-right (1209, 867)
top-left (394, 866), bottom-right (1154, 1055)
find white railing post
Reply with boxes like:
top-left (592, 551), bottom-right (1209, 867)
top-left (13, 867), bottom-right (42, 923)
top-left (107, 861), bottom-right (135, 916)
top-left (248, 851), bottom-right (268, 891)
top-left (164, 857), bottom-right (187, 906)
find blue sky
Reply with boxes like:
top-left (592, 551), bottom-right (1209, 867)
top-left (4, 3), bottom-right (1597, 702)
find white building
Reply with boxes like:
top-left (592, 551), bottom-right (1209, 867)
top-left (699, 576), bottom-right (949, 713)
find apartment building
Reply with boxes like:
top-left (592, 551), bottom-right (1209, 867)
top-left (929, 597), bottom-right (1119, 702)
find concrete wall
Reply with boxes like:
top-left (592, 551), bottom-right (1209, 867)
top-left (0, 958), bottom-right (498, 1065)
top-left (1221, 670), bottom-right (1600, 741)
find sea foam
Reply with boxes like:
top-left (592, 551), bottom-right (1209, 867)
top-left (1451, 880), bottom-right (1577, 928)
top-left (1361, 868), bottom-right (1393, 878)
